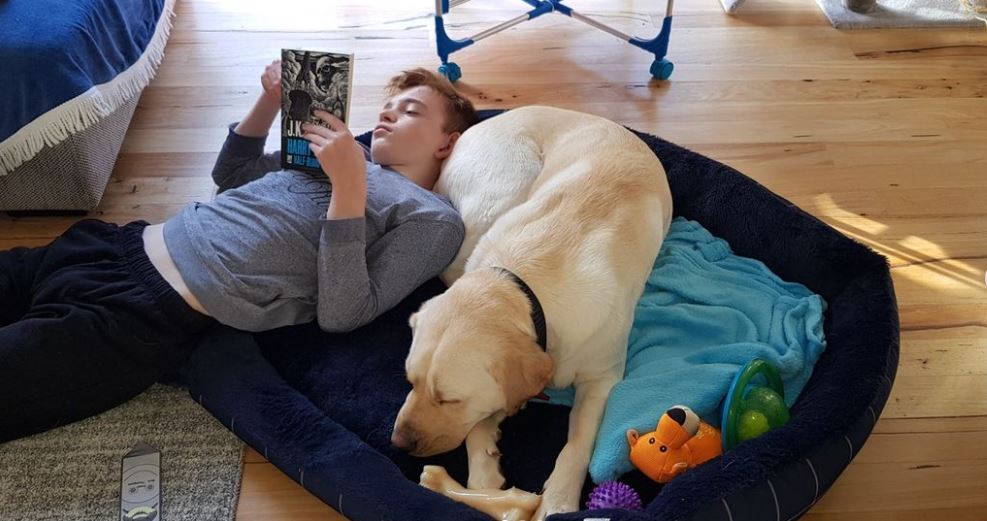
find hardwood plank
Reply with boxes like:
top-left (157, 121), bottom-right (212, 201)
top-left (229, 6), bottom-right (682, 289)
top-left (808, 455), bottom-right (987, 518)
top-left (804, 417), bottom-right (987, 519)
top-left (872, 415), bottom-right (987, 434)
top-left (899, 328), bottom-right (987, 378)
top-left (899, 307), bottom-right (987, 332)
top-left (243, 446), bottom-right (266, 464)
top-left (238, 462), bottom-right (347, 521)
top-left (884, 374), bottom-right (987, 418)
top-left (113, 152), bottom-right (221, 178)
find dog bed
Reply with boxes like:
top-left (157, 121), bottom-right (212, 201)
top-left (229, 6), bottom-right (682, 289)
top-left (179, 111), bottom-right (899, 521)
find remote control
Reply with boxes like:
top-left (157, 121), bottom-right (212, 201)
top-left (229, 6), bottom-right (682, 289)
top-left (120, 443), bottom-right (161, 521)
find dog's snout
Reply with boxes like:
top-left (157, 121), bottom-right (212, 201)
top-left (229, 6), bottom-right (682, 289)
top-left (391, 427), bottom-right (418, 453)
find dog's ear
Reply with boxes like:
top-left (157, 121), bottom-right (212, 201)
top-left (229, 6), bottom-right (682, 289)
top-left (410, 296), bottom-right (441, 331)
top-left (493, 332), bottom-right (554, 416)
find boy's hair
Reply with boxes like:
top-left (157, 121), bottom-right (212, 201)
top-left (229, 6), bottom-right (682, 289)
top-left (385, 68), bottom-right (479, 134)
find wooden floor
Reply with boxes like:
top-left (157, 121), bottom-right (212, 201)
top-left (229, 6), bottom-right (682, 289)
top-left (3, 0), bottom-right (986, 519)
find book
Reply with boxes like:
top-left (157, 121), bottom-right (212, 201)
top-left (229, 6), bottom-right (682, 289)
top-left (280, 49), bottom-right (354, 175)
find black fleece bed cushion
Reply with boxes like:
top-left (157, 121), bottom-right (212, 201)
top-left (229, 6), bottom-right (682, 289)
top-left (179, 110), bottom-right (899, 521)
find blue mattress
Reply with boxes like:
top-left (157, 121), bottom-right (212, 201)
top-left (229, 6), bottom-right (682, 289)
top-left (179, 111), bottom-right (899, 521)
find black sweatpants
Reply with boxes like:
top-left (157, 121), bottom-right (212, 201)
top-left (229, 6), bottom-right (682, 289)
top-left (0, 219), bottom-right (214, 443)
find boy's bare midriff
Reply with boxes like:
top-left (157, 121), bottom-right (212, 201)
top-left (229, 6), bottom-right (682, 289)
top-left (142, 223), bottom-right (211, 316)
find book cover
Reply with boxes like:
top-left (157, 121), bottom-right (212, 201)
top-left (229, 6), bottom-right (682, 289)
top-left (280, 49), bottom-right (354, 175)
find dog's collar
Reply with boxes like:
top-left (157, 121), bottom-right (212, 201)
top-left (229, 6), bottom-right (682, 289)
top-left (493, 267), bottom-right (548, 352)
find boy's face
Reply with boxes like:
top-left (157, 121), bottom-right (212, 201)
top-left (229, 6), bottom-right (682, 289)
top-left (370, 85), bottom-right (456, 167)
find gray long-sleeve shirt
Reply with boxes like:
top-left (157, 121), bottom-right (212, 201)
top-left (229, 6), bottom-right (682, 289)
top-left (162, 124), bottom-right (464, 332)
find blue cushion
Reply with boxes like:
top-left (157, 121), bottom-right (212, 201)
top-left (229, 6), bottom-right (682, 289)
top-left (179, 110), bottom-right (899, 521)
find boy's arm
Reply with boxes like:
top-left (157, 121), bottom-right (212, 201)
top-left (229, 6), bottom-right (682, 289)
top-left (315, 217), bottom-right (464, 333)
top-left (307, 108), bottom-right (458, 332)
top-left (210, 120), bottom-right (281, 194)
top-left (212, 61), bottom-right (283, 193)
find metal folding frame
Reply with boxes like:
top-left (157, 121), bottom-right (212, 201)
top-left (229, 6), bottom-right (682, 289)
top-left (433, 0), bottom-right (675, 82)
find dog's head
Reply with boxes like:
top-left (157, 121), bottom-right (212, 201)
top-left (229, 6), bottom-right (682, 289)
top-left (391, 270), bottom-right (554, 456)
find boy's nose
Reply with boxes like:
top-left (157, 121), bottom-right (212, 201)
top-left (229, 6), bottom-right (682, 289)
top-left (378, 111), bottom-right (396, 123)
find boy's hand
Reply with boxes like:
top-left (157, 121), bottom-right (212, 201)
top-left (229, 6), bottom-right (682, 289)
top-left (303, 110), bottom-right (367, 189)
top-left (233, 59), bottom-right (282, 137)
top-left (260, 60), bottom-right (282, 103)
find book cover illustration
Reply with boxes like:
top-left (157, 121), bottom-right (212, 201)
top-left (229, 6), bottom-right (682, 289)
top-left (280, 49), bottom-right (354, 175)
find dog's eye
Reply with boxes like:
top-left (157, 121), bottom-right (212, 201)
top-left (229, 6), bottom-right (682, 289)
top-left (438, 399), bottom-right (461, 406)
top-left (660, 445), bottom-right (668, 453)
top-left (648, 437), bottom-right (655, 445)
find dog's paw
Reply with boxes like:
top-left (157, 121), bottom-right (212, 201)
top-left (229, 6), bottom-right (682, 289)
top-left (467, 463), bottom-right (506, 490)
top-left (532, 487), bottom-right (579, 521)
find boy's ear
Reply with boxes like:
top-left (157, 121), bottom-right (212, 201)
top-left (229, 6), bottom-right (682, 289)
top-left (434, 132), bottom-right (461, 160)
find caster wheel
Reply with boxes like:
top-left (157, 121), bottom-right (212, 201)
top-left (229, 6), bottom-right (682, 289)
top-left (650, 58), bottom-right (674, 80)
top-left (438, 62), bottom-right (462, 83)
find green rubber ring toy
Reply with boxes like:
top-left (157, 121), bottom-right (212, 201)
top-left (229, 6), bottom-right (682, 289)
top-left (721, 358), bottom-right (791, 451)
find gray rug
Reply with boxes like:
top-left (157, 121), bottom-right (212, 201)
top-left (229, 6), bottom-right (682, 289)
top-left (814, 0), bottom-right (987, 28)
top-left (0, 384), bottom-right (243, 521)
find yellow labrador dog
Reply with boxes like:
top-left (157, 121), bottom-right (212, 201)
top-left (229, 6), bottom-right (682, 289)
top-left (391, 106), bottom-right (672, 519)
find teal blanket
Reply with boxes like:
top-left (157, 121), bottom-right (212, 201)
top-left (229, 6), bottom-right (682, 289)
top-left (541, 217), bottom-right (827, 483)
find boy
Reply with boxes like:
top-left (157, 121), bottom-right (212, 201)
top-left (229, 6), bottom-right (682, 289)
top-left (0, 62), bottom-right (478, 443)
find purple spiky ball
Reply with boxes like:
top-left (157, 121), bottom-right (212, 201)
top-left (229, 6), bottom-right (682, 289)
top-left (586, 480), bottom-right (643, 511)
